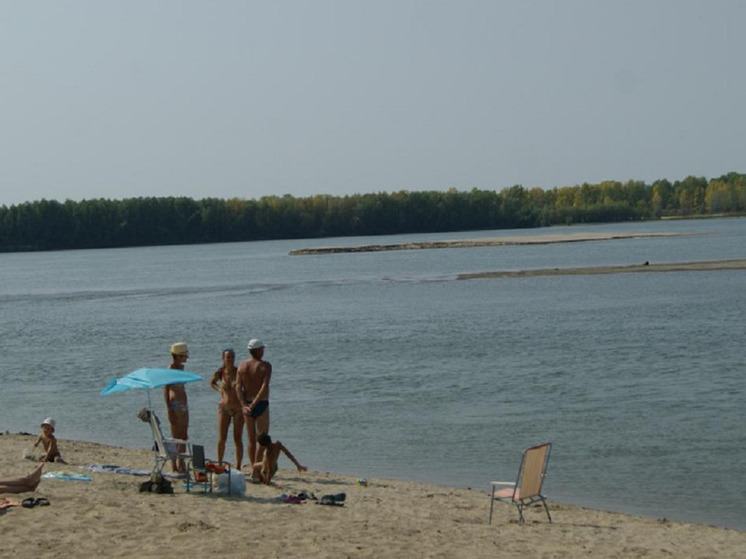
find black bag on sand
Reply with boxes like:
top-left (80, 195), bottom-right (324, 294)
top-left (139, 474), bottom-right (174, 494)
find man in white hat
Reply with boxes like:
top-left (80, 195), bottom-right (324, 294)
top-left (164, 342), bottom-right (190, 474)
top-left (236, 339), bottom-right (272, 471)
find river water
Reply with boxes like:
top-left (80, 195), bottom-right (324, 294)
top-left (1, 217), bottom-right (744, 529)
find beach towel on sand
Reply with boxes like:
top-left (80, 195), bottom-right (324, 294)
top-left (85, 464), bottom-right (151, 476)
top-left (42, 471), bottom-right (92, 482)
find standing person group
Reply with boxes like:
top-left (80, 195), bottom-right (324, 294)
top-left (164, 337), bottom-right (305, 481)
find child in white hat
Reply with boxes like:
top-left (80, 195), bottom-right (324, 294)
top-left (33, 418), bottom-right (64, 463)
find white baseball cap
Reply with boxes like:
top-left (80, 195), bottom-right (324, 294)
top-left (247, 339), bottom-right (265, 350)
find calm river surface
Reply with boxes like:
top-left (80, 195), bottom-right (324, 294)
top-left (1, 217), bottom-right (744, 529)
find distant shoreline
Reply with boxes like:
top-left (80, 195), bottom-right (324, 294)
top-left (289, 231), bottom-right (692, 255)
top-left (458, 259), bottom-right (746, 280)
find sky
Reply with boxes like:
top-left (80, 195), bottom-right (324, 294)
top-left (1, 1), bottom-right (744, 206)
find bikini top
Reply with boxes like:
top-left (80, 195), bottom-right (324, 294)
top-left (219, 367), bottom-right (237, 392)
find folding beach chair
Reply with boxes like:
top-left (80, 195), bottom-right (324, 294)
top-left (489, 442), bottom-right (552, 524)
top-left (189, 444), bottom-right (210, 493)
top-left (189, 444), bottom-right (232, 494)
top-left (146, 410), bottom-right (192, 478)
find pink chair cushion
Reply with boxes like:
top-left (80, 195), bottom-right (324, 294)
top-left (493, 487), bottom-right (520, 499)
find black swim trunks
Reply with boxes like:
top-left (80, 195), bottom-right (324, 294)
top-left (247, 399), bottom-right (269, 418)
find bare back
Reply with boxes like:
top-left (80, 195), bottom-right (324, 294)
top-left (236, 357), bottom-right (272, 404)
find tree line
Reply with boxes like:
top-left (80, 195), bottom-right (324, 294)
top-left (1, 172), bottom-right (744, 252)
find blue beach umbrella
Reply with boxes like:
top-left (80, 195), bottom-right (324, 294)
top-left (101, 367), bottom-right (201, 408)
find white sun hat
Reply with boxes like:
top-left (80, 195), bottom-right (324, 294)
top-left (41, 417), bottom-right (56, 432)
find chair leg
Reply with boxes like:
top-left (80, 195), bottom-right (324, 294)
top-left (516, 503), bottom-right (525, 523)
top-left (542, 498), bottom-right (552, 523)
top-left (489, 488), bottom-right (495, 524)
top-left (152, 459), bottom-right (166, 480)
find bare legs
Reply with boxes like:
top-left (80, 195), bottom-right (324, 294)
top-left (168, 409), bottom-right (189, 474)
top-left (217, 408), bottom-right (229, 464)
top-left (232, 414), bottom-right (244, 470)
top-left (245, 410), bottom-right (270, 472)
top-left (0, 463), bottom-right (44, 494)
top-left (217, 408), bottom-right (244, 469)
top-left (245, 415), bottom-right (257, 474)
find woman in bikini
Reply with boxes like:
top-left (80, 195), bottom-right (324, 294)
top-left (210, 348), bottom-right (245, 470)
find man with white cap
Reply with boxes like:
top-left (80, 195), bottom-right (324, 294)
top-left (236, 338), bottom-right (272, 471)
top-left (164, 342), bottom-right (190, 474)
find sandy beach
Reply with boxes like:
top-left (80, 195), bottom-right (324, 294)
top-left (458, 259), bottom-right (746, 280)
top-left (1, 434), bottom-right (743, 558)
top-left (289, 232), bottom-right (691, 255)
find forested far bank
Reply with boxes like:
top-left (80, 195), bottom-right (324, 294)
top-left (1, 172), bottom-right (744, 252)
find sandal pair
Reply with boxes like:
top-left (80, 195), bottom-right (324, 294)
top-left (21, 497), bottom-right (50, 508)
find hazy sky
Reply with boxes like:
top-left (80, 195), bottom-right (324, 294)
top-left (1, 1), bottom-right (744, 206)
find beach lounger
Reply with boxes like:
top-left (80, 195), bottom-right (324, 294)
top-left (147, 410), bottom-right (192, 479)
top-left (489, 442), bottom-right (552, 524)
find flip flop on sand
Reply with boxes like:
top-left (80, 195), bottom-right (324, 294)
top-left (21, 498), bottom-right (37, 508)
top-left (278, 494), bottom-right (305, 504)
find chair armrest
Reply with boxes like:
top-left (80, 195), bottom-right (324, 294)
top-left (162, 438), bottom-right (192, 456)
top-left (490, 481), bottom-right (515, 486)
